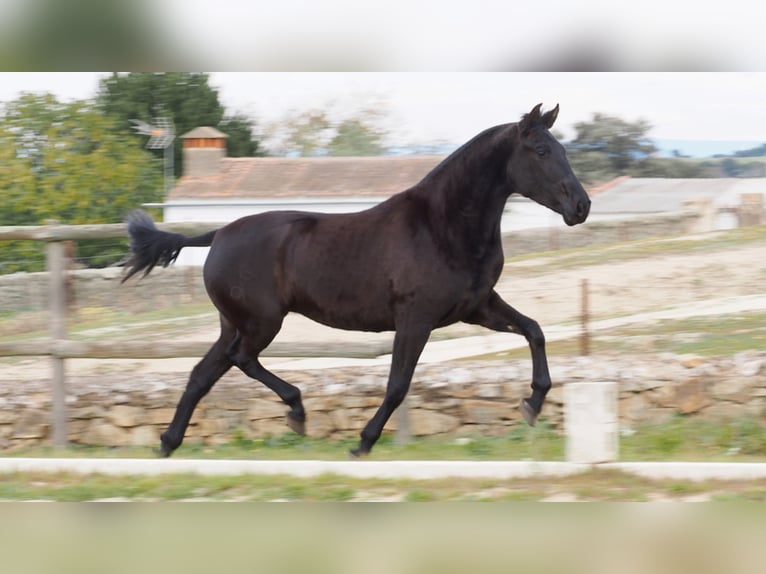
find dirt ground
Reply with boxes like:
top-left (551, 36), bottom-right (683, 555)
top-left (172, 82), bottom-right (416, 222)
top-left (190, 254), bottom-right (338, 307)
top-left (496, 238), bottom-right (766, 326)
top-left (3, 229), bottom-right (766, 381)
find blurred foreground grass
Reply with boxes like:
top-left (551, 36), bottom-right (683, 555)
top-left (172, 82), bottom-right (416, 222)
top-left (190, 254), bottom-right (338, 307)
top-left (1, 466), bottom-right (765, 502)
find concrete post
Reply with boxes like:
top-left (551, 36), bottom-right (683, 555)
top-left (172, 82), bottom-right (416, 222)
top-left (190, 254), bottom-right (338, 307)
top-left (564, 381), bottom-right (618, 464)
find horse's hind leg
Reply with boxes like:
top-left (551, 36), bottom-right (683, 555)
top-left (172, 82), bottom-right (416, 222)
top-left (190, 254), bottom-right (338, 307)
top-left (228, 320), bottom-right (306, 435)
top-left (233, 353), bottom-right (307, 435)
top-left (159, 321), bottom-right (235, 457)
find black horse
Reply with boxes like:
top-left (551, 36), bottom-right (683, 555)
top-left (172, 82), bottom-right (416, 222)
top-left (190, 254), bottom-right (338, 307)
top-left (123, 103), bottom-right (590, 457)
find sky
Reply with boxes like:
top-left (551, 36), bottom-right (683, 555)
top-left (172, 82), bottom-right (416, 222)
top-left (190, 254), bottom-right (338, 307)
top-left (1, 73), bottom-right (765, 155)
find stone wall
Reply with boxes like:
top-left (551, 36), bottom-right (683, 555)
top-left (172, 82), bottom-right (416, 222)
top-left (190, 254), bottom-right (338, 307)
top-left (2, 352), bottom-right (764, 450)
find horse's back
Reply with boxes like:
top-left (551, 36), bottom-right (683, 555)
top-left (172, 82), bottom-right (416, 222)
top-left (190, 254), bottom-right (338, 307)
top-left (200, 195), bottom-right (491, 332)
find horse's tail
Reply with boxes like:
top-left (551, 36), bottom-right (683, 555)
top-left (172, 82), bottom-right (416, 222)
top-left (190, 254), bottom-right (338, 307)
top-left (121, 209), bottom-right (218, 282)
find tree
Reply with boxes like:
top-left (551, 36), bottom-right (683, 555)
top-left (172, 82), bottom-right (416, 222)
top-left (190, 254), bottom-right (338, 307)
top-left (634, 157), bottom-right (711, 178)
top-left (720, 158), bottom-right (745, 177)
top-left (0, 93), bottom-right (162, 272)
top-left (566, 113), bottom-right (657, 184)
top-left (97, 73), bottom-right (262, 174)
top-left (328, 117), bottom-right (386, 156)
top-left (266, 109), bottom-right (332, 156)
top-left (219, 113), bottom-right (265, 157)
top-left (733, 143), bottom-right (766, 158)
top-left (265, 105), bottom-right (389, 156)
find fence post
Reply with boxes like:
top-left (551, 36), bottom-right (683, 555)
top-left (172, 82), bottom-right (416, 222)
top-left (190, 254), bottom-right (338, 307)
top-left (46, 223), bottom-right (68, 448)
top-left (396, 397), bottom-right (411, 445)
top-left (580, 278), bottom-right (590, 356)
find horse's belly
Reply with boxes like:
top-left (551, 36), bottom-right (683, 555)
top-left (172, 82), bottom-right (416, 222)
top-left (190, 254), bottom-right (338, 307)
top-left (294, 302), bottom-right (395, 333)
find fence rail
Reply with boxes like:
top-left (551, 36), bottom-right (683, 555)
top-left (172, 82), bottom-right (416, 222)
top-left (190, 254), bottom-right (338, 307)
top-left (0, 221), bottom-right (220, 242)
top-left (0, 339), bottom-right (391, 360)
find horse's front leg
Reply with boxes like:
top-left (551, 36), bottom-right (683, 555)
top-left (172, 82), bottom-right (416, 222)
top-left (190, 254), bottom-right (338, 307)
top-left (466, 291), bottom-right (551, 426)
top-left (351, 322), bottom-right (431, 457)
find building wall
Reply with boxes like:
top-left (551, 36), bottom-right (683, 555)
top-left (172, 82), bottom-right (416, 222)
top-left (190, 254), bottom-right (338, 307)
top-left (182, 148), bottom-right (226, 177)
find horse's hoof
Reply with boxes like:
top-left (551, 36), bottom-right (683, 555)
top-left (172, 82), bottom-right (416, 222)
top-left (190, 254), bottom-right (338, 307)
top-left (348, 448), bottom-right (368, 459)
top-left (520, 399), bottom-right (538, 427)
top-left (287, 412), bottom-right (306, 436)
top-left (156, 444), bottom-right (173, 458)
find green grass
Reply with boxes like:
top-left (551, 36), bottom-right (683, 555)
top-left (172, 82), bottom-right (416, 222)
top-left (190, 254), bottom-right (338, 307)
top-left (6, 424), bottom-right (565, 462)
top-left (1, 467), bottom-right (764, 501)
top-left (620, 415), bottom-right (766, 461)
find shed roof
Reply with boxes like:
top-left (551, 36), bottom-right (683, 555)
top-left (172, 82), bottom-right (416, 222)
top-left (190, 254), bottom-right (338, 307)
top-left (591, 178), bottom-right (766, 214)
top-left (181, 126), bottom-right (228, 139)
top-left (169, 155), bottom-right (444, 200)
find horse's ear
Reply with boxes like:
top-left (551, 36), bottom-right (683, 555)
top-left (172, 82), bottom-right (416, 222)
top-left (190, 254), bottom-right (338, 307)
top-left (520, 103), bottom-right (543, 134)
top-left (542, 104), bottom-right (559, 129)
top-left (528, 103), bottom-right (543, 121)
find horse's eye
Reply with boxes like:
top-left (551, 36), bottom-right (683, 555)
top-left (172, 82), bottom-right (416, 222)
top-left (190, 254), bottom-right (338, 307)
top-left (536, 147), bottom-right (548, 157)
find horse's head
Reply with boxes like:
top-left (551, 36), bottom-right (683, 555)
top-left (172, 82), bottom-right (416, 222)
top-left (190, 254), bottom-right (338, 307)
top-left (508, 103), bottom-right (590, 226)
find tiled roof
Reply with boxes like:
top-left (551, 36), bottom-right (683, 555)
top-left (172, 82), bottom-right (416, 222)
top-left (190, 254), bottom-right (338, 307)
top-left (169, 156), bottom-right (445, 199)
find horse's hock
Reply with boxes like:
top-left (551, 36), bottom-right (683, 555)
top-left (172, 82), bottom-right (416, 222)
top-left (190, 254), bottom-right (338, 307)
top-left (1, 353), bottom-right (765, 451)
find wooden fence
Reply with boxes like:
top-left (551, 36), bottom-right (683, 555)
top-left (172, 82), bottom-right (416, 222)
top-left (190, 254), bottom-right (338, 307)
top-left (0, 221), bottom-right (392, 448)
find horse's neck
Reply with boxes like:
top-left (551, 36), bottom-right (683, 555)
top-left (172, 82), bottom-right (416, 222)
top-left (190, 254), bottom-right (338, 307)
top-left (440, 132), bottom-right (509, 217)
top-left (419, 127), bottom-right (512, 256)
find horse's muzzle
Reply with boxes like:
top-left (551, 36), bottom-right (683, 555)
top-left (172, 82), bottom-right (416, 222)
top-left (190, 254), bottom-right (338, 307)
top-left (564, 198), bottom-right (590, 226)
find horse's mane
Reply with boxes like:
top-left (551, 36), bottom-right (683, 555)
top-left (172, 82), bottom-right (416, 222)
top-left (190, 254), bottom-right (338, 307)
top-left (418, 123), bottom-right (512, 187)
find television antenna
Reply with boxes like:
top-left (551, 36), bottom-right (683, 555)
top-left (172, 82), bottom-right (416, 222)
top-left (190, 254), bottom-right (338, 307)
top-left (130, 117), bottom-right (175, 196)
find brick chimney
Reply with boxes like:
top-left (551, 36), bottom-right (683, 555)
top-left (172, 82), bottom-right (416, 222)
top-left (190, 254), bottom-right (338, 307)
top-left (181, 126), bottom-right (228, 177)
